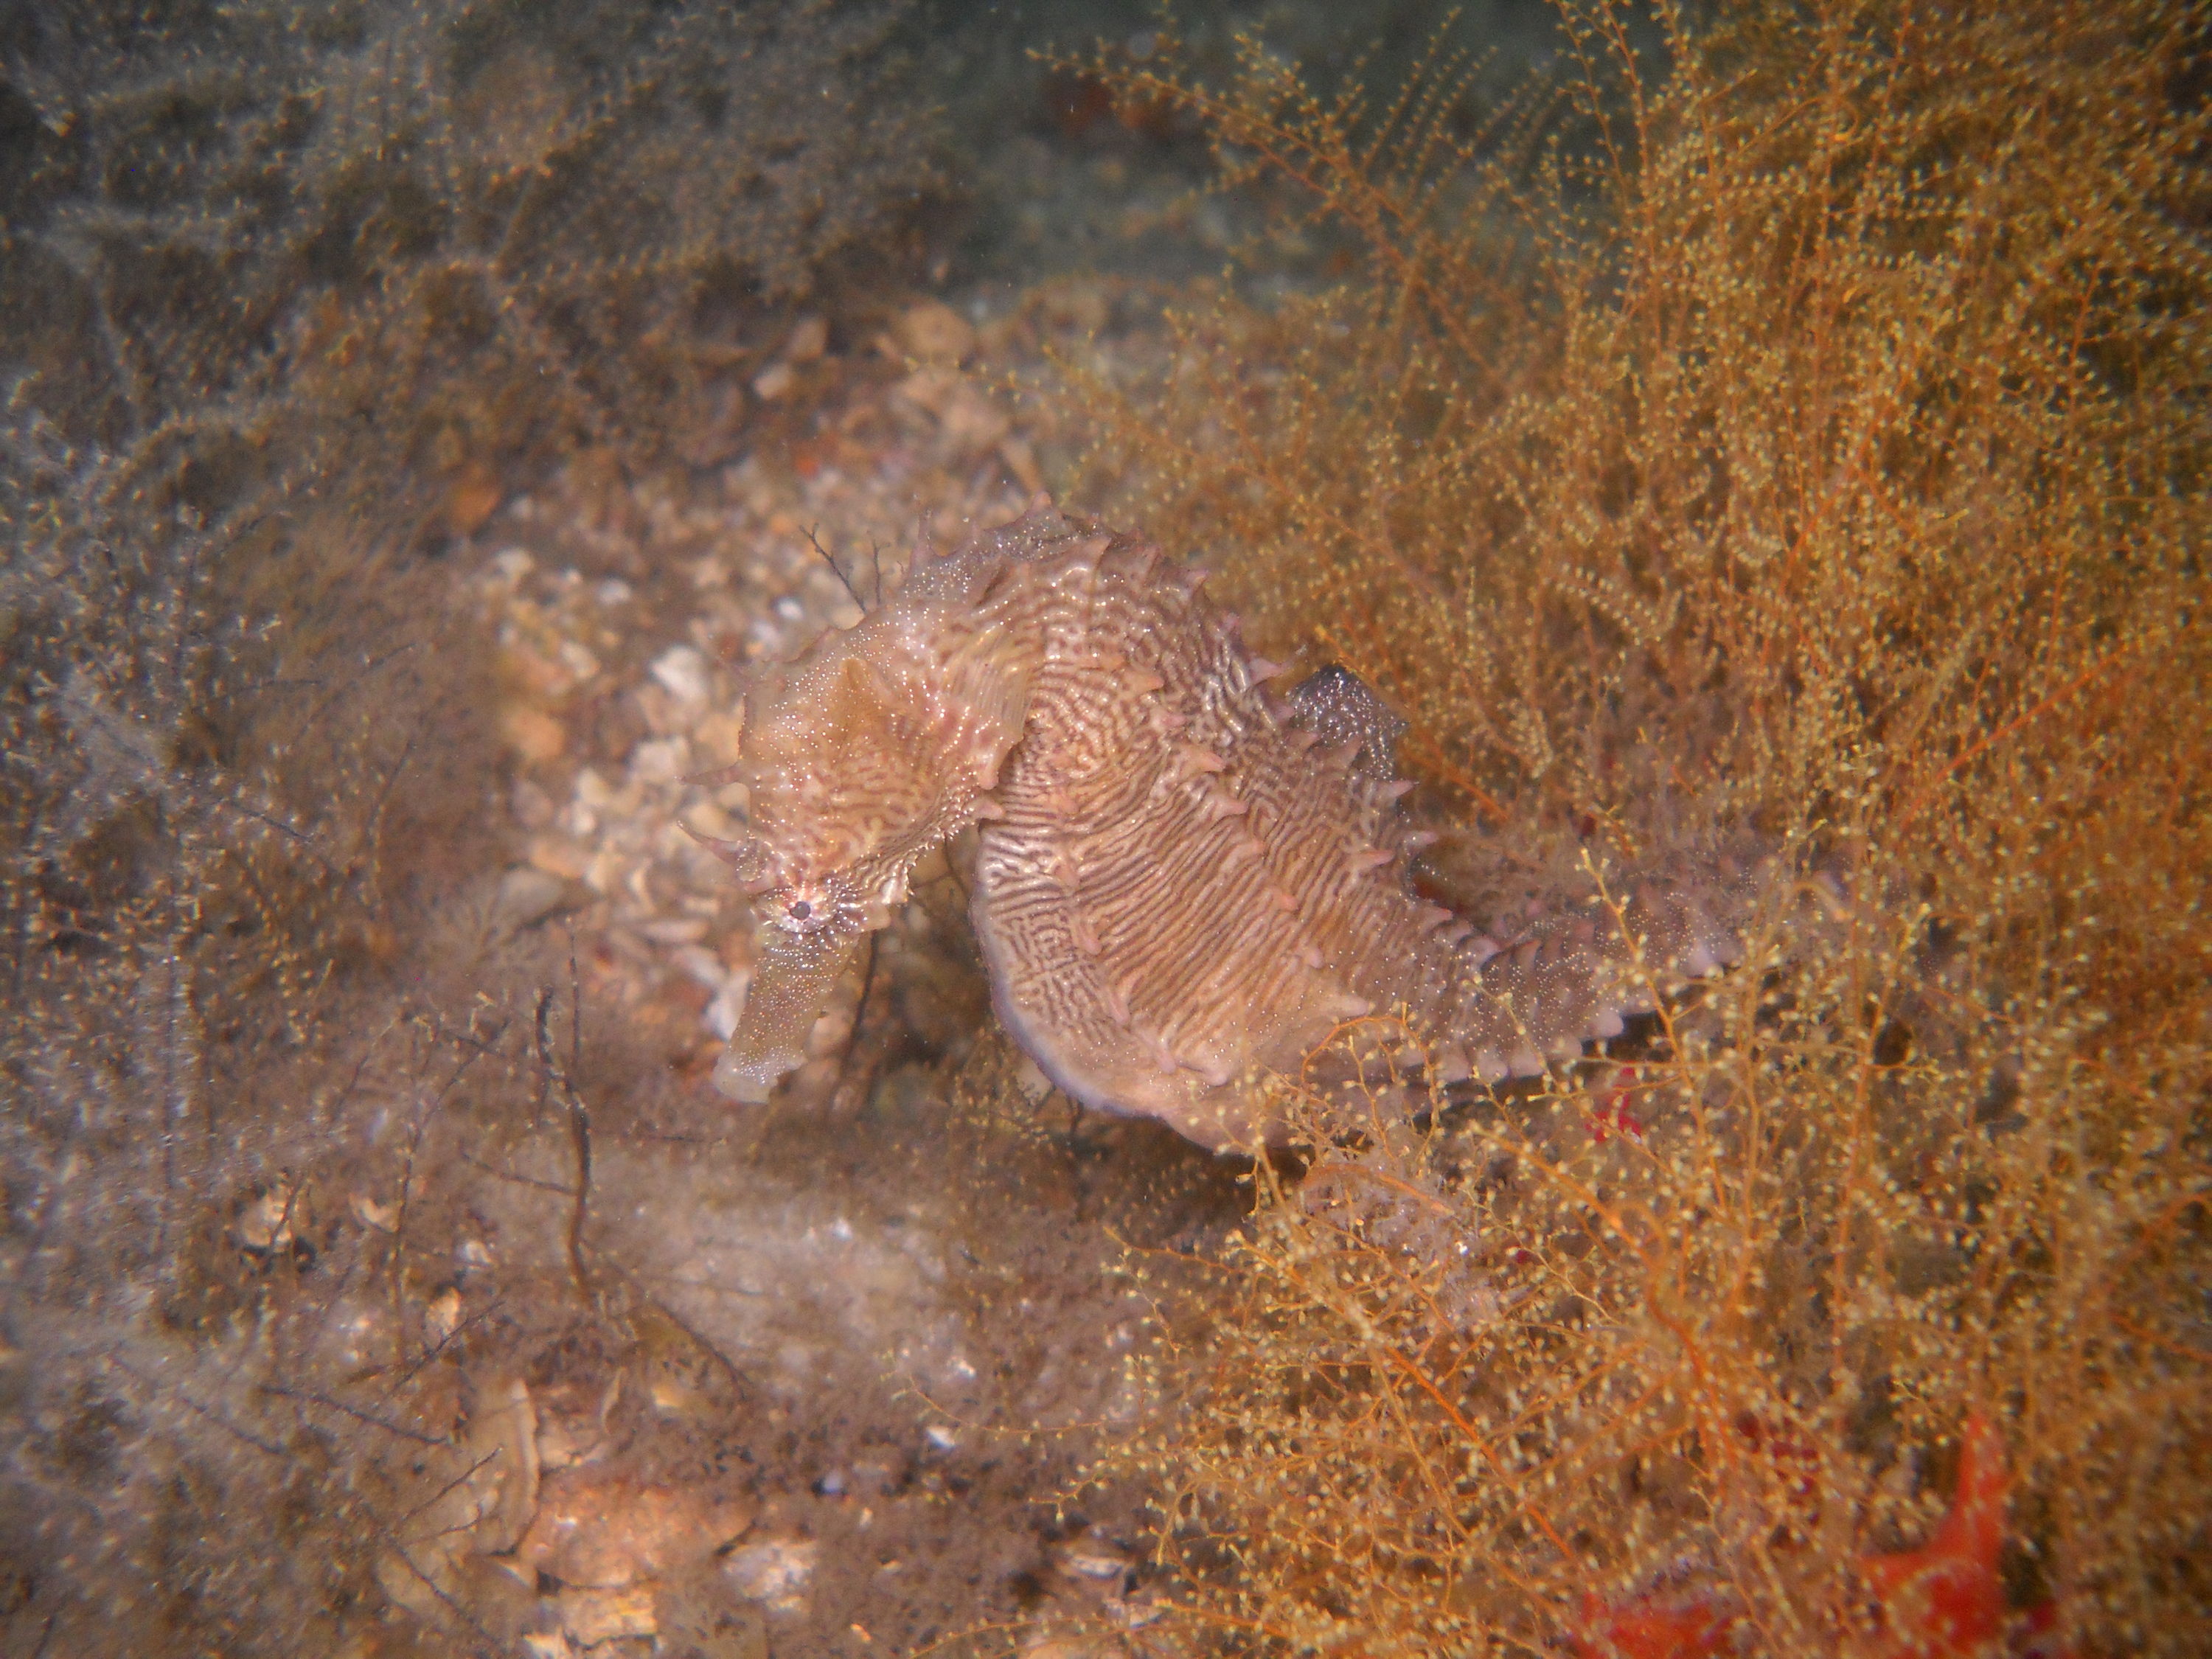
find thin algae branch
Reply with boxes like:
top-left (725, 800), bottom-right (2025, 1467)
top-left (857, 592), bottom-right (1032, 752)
top-left (711, 503), bottom-right (1761, 1149)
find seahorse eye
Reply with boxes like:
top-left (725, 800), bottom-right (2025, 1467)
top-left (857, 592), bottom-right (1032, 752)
top-left (789, 899), bottom-right (812, 919)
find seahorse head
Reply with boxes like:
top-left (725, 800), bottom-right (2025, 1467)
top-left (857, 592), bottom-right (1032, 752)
top-left (712, 594), bottom-right (1034, 1103)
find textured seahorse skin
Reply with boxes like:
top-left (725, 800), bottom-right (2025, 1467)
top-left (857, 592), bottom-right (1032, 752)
top-left (713, 505), bottom-right (1758, 1150)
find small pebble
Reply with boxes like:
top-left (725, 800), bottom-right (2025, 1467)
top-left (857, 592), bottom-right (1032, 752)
top-left (495, 866), bottom-right (570, 930)
top-left (650, 643), bottom-right (712, 705)
top-left (499, 703), bottom-right (568, 763)
top-left (898, 300), bottom-right (975, 364)
top-left (783, 314), bottom-right (829, 362)
top-left (751, 361), bottom-right (796, 402)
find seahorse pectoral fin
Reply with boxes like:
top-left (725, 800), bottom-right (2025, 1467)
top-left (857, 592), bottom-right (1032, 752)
top-left (1285, 665), bottom-right (1408, 785)
top-left (712, 920), bottom-right (865, 1103)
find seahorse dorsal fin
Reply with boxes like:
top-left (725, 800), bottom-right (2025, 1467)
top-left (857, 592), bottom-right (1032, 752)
top-left (908, 509), bottom-right (940, 574)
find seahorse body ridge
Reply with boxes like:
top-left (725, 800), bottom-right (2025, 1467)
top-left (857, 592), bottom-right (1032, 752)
top-left (713, 506), bottom-right (1757, 1150)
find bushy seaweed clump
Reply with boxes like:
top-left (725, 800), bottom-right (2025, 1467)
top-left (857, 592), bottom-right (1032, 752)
top-left (1, 3), bottom-right (939, 1652)
top-left (0, 389), bottom-right (507, 1656)
top-left (1068, 2), bottom-right (2209, 1652)
top-left (1, 0), bottom-right (933, 521)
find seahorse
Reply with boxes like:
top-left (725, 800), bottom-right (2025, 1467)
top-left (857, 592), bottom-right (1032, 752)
top-left (707, 504), bottom-right (1759, 1150)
